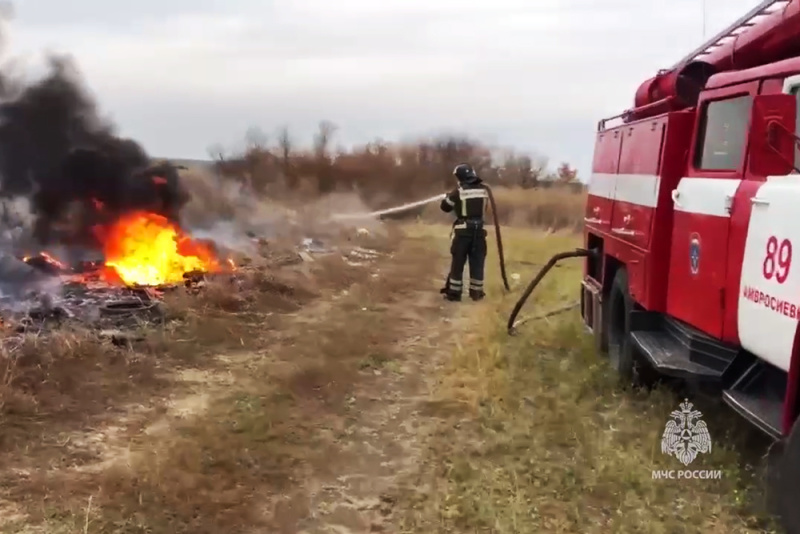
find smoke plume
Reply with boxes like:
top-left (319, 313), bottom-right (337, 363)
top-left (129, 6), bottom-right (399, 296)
top-left (0, 48), bottom-right (188, 248)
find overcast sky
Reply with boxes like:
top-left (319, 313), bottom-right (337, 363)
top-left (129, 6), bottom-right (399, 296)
top-left (6, 0), bottom-right (768, 178)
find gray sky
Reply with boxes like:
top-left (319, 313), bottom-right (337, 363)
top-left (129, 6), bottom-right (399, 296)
top-left (9, 0), bottom-right (764, 178)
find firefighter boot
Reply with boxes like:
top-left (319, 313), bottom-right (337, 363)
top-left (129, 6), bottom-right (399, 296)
top-left (444, 277), bottom-right (462, 301)
top-left (445, 291), bottom-right (462, 302)
top-left (469, 289), bottom-right (485, 301)
top-left (468, 277), bottom-right (485, 301)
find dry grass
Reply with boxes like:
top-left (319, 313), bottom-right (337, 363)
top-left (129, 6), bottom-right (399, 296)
top-left (396, 224), bottom-right (778, 533)
top-left (0, 225), bottom-right (442, 533)
top-left (0, 327), bottom-right (162, 445)
top-left (209, 129), bottom-right (587, 231)
top-left (420, 185), bottom-right (586, 232)
top-left (489, 186), bottom-right (585, 231)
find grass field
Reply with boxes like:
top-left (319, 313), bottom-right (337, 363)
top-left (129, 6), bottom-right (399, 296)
top-left (0, 219), bottom-right (782, 533)
top-left (396, 224), bottom-right (778, 534)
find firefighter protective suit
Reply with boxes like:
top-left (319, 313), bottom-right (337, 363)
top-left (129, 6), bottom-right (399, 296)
top-left (440, 163), bottom-right (488, 302)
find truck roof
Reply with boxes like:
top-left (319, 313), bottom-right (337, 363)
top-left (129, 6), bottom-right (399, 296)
top-left (620, 0), bottom-right (800, 124)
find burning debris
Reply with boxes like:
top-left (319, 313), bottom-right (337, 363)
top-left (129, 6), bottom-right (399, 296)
top-left (3, 257), bottom-right (221, 335)
top-left (4, 206), bottom-right (237, 334)
top-left (0, 22), bottom-right (247, 333)
top-left (0, 18), bottom-right (390, 339)
top-left (96, 210), bottom-right (223, 286)
top-left (0, 227), bottom-right (385, 336)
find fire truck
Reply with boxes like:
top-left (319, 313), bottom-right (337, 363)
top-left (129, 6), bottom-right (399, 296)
top-left (576, 0), bottom-right (800, 528)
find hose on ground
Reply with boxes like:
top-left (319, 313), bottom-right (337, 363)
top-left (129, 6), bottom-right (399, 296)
top-left (506, 248), bottom-right (593, 335)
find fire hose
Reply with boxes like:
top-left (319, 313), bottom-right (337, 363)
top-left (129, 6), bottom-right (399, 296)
top-left (506, 248), bottom-right (594, 335)
top-left (329, 194), bottom-right (447, 221)
top-left (330, 187), bottom-right (509, 292)
top-left (330, 193), bottom-right (597, 332)
top-left (485, 185), bottom-right (510, 292)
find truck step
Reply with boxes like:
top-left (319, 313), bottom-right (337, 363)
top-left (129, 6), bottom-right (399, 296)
top-left (630, 330), bottom-right (724, 379)
top-left (723, 361), bottom-right (785, 440)
top-left (628, 312), bottom-right (744, 381)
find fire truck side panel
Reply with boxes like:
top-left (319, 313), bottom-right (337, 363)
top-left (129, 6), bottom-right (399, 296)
top-left (602, 236), bottom-right (646, 302)
top-left (737, 176), bottom-right (800, 373)
top-left (611, 120), bottom-right (666, 250)
top-left (585, 129), bottom-right (623, 233)
top-left (643, 111), bottom-right (696, 311)
top-left (666, 179), bottom-right (737, 338)
top-left (723, 179), bottom-right (764, 345)
top-left (664, 82), bottom-right (761, 340)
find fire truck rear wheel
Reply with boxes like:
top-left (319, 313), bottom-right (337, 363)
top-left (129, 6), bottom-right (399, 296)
top-left (767, 424), bottom-right (800, 534)
top-left (606, 268), bottom-right (634, 381)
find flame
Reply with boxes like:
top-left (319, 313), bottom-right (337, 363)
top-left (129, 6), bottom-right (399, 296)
top-left (41, 252), bottom-right (67, 270)
top-left (22, 251), bottom-right (67, 271)
top-left (99, 211), bottom-right (220, 286)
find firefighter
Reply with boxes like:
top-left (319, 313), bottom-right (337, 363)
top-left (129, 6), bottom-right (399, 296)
top-left (439, 163), bottom-right (489, 302)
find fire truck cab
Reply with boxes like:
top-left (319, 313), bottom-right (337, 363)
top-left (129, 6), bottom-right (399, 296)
top-left (581, 0), bottom-right (800, 527)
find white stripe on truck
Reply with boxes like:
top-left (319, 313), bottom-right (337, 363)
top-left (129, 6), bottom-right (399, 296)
top-left (589, 173), bottom-right (741, 217)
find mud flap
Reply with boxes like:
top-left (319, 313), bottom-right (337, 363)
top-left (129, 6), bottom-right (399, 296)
top-left (581, 279), bottom-right (604, 354)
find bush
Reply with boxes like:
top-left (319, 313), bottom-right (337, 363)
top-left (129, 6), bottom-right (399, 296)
top-left (208, 123), bottom-right (587, 231)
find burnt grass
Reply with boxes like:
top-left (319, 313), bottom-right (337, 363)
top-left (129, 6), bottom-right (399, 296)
top-left (0, 224), bottom-right (440, 533)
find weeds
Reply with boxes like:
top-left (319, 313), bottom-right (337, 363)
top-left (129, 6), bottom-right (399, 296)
top-left (193, 129), bottom-right (587, 234)
top-left (0, 228), bottom-right (438, 533)
top-left (398, 226), bottom-right (777, 534)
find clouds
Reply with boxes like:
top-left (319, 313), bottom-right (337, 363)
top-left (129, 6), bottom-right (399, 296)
top-left (8, 0), bottom-right (765, 178)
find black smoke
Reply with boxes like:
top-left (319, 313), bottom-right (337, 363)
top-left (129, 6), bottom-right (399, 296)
top-left (0, 55), bottom-right (189, 247)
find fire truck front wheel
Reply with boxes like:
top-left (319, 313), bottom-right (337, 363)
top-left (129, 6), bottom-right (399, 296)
top-left (606, 268), bottom-right (634, 381)
top-left (767, 423), bottom-right (800, 533)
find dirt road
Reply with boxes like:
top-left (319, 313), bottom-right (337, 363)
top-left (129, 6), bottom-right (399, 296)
top-left (0, 225), bottom-right (468, 533)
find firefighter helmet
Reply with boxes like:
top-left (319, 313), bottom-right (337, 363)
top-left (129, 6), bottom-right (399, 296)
top-left (453, 163), bottom-right (479, 183)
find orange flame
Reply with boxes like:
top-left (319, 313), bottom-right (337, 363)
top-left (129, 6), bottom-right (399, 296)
top-left (99, 211), bottom-right (220, 286)
top-left (22, 251), bottom-right (67, 270)
top-left (39, 251), bottom-right (67, 270)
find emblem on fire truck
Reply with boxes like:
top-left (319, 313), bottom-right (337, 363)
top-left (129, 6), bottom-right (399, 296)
top-left (660, 399), bottom-right (712, 466)
top-left (689, 233), bottom-right (701, 275)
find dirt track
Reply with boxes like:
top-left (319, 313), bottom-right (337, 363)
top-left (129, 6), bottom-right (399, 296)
top-left (0, 226), bottom-right (466, 533)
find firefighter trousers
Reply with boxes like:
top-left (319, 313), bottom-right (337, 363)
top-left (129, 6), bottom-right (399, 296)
top-left (445, 227), bottom-right (487, 301)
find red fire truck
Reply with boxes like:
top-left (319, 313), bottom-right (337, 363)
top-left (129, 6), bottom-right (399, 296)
top-left (576, 0), bottom-right (800, 527)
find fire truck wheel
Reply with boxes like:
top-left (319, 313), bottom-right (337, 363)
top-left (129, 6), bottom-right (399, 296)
top-left (632, 358), bottom-right (660, 390)
top-left (768, 424), bottom-right (800, 534)
top-left (606, 268), bottom-right (634, 381)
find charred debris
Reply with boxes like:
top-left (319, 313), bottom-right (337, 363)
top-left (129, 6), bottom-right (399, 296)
top-left (0, 26), bottom-right (384, 339)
